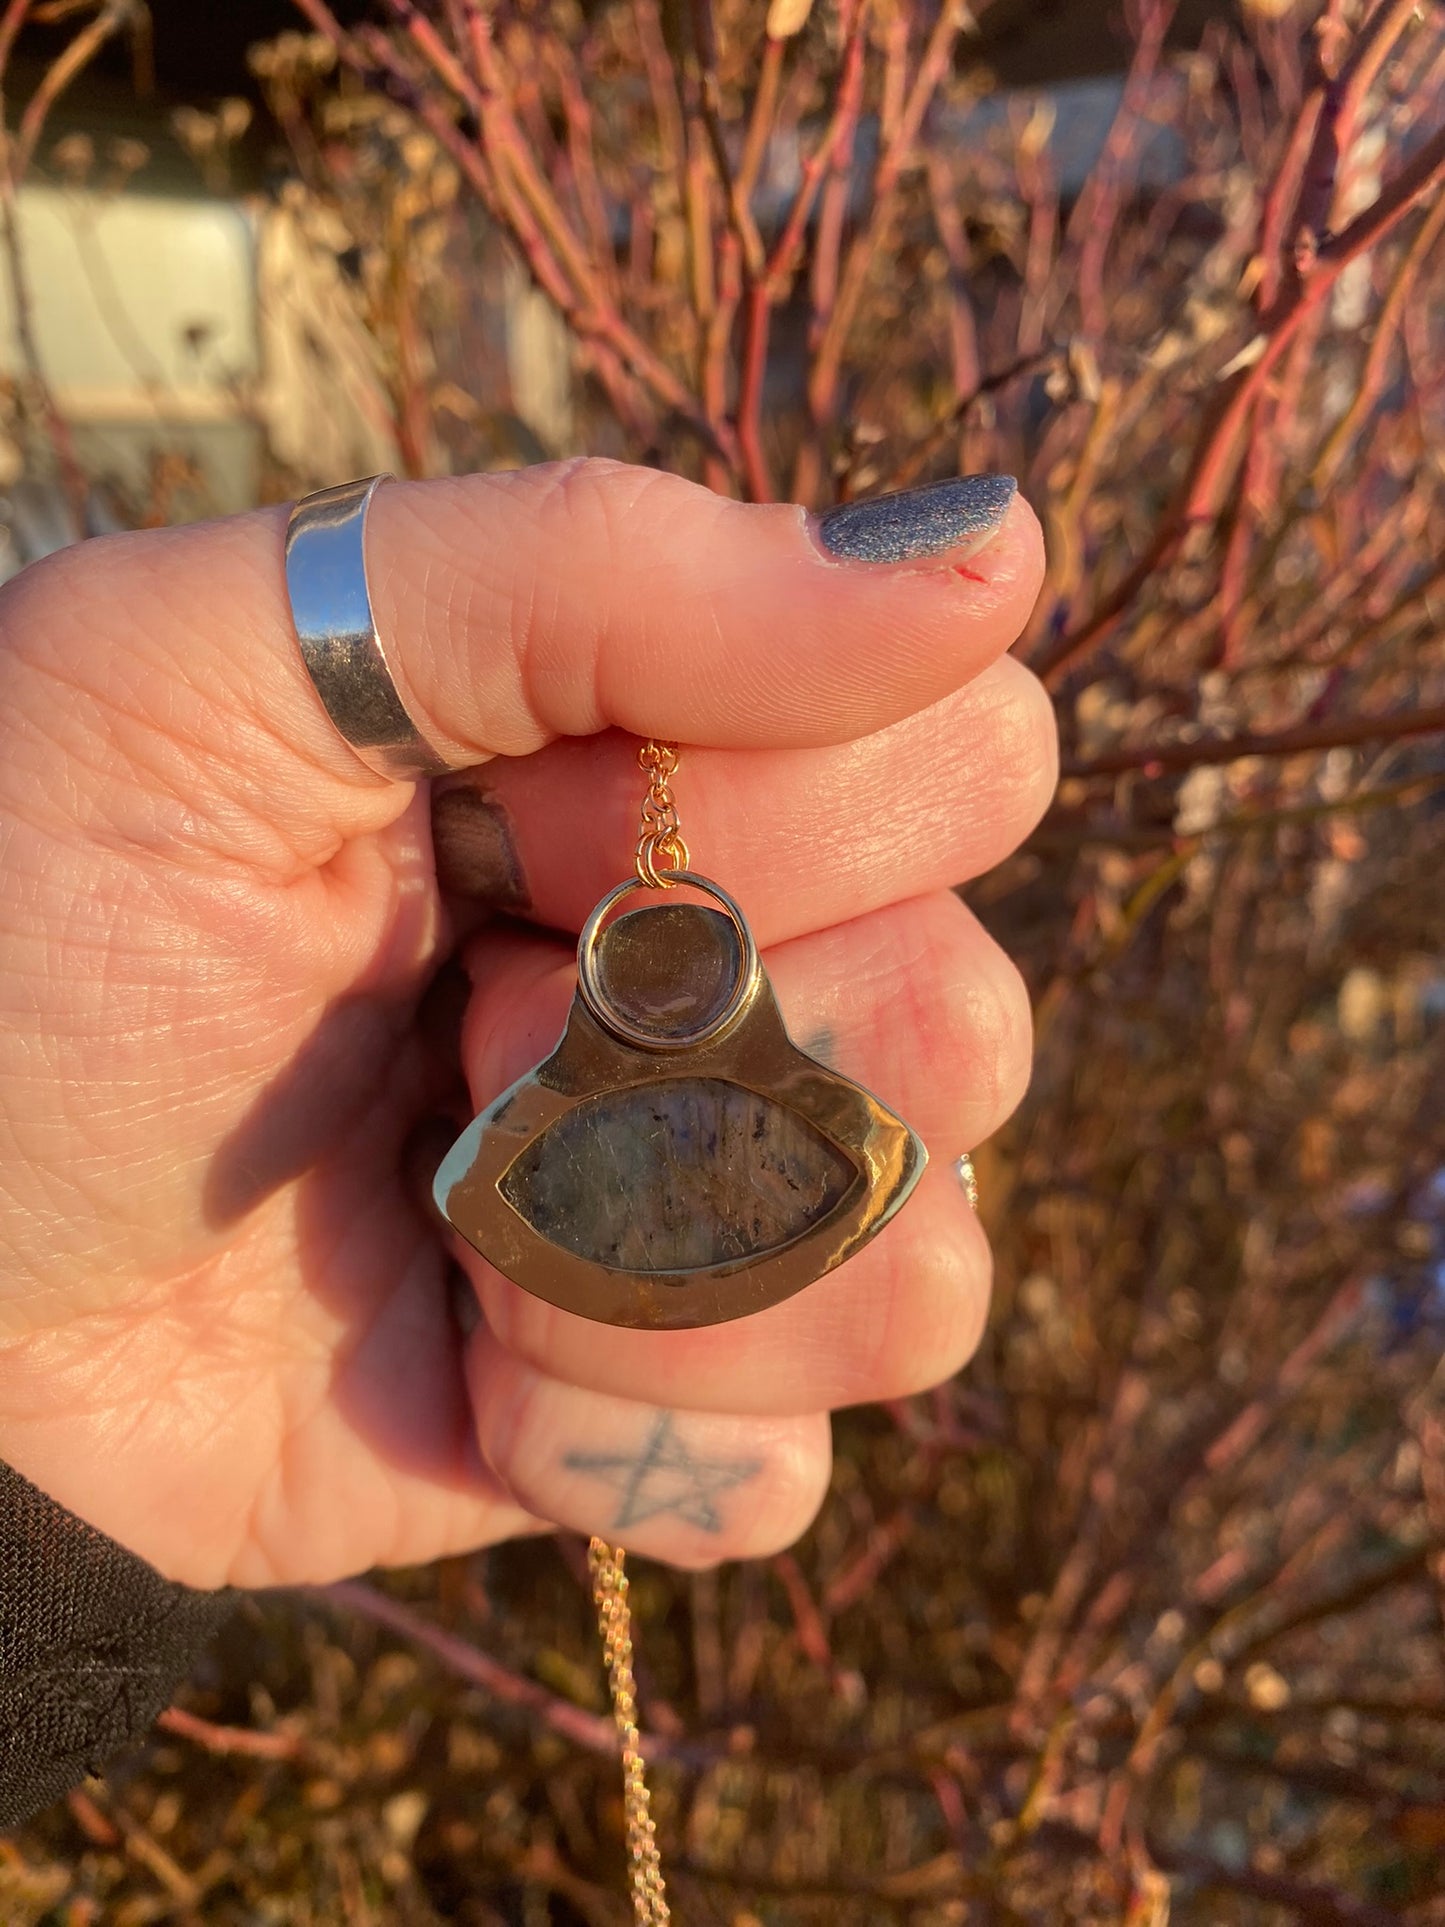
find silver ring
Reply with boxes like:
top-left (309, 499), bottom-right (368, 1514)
top-left (284, 475), bottom-right (453, 781)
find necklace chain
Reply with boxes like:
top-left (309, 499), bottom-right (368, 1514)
top-left (588, 739), bottom-right (684, 1925)
top-left (636, 740), bottom-right (690, 886)
top-left (588, 1536), bottom-right (671, 1923)
top-left (593, 753), bottom-right (975, 1925)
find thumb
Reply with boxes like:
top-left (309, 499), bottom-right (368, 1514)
top-left (0, 460), bottom-right (1041, 861)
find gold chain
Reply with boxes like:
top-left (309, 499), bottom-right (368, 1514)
top-left (588, 1537), bottom-right (671, 1923)
top-left (592, 758), bottom-right (973, 1926)
top-left (584, 738), bottom-right (684, 1926)
top-left (595, 759), bottom-right (976, 1924)
top-left (635, 740), bottom-right (690, 887)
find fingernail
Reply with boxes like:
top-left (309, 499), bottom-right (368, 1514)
top-left (431, 782), bottom-right (531, 910)
top-left (817, 474), bottom-right (1017, 564)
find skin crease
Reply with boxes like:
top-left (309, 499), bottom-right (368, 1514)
top-left (0, 460), bottom-right (1052, 1588)
top-left (430, 653), bottom-right (1058, 942)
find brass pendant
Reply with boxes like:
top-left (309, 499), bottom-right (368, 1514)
top-left (434, 872), bottom-right (926, 1331)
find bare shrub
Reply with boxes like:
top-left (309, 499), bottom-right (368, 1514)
top-left (4, 1), bottom-right (1444, 1921)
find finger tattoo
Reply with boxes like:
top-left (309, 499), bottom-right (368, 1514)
top-left (564, 1413), bottom-right (762, 1533)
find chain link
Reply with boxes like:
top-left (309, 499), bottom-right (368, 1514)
top-left (636, 740), bottom-right (690, 887)
top-left (587, 734), bottom-right (682, 1922)
top-left (588, 1537), bottom-right (671, 1924)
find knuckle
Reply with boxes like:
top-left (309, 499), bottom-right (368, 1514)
top-left (967, 944), bottom-right (1034, 1117)
top-left (900, 898), bottom-right (1033, 1117)
top-left (0, 533), bottom-right (90, 620)
top-left (978, 655), bottom-right (1060, 830)
top-left (455, 459), bottom-right (706, 740)
top-left (0, 528), bottom-right (150, 672)
top-left (854, 1205), bottom-right (993, 1402)
top-left (739, 1422), bottom-right (831, 1557)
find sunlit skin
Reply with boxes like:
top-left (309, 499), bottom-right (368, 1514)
top-left (0, 460), bottom-right (1052, 1589)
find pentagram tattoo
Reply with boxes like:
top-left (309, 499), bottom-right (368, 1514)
top-left (564, 1412), bottom-right (763, 1533)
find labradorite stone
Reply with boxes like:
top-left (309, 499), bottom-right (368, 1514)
top-left (499, 1076), bottom-right (856, 1271)
top-left (593, 904), bottom-right (744, 1041)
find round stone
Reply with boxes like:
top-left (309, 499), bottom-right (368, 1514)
top-left (592, 902), bottom-right (746, 1043)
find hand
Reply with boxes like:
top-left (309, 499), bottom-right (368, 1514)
top-left (0, 461), bottom-right (1051, 1588)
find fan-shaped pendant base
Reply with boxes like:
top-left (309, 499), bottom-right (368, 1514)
top-left (435, 880), bottom-right (926, 1330)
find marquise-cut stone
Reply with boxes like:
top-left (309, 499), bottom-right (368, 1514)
top-left (499, 1075), bottom-right (857, 1272)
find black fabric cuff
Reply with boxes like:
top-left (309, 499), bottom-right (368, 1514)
top-left (0, 1459), bottom-right (236, 1828)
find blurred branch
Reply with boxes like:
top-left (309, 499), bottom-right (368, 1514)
top-left (11, 0), bottom-right (137, 178)
top-left (318, 1579), bottom-right (624, 1758)
top-left (885, 346), bottom-right (1058, 491)
top-left (156, 1705), bottom-right (305, 1762)
top-left (1144, 1841), bottom-right (1402, 1927)
top-left (1314, 185), bottom-right (1445, 489)
top-left (1063, 700), bottom-right (1445, 779)
top-left (0, 0), bottom-right (137, 532)
top-left (1036, 116), bottom-right (1445, 685)
top-left (291, 0), bottom-right (737, 467)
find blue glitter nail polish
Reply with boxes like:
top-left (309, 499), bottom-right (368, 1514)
top-left (817, 474), bottom-right (1017, 563)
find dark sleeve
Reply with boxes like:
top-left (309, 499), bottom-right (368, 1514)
top-left (0, 1459), bottom-right (236, 1828)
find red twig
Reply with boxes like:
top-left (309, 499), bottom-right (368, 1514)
top-left (156, 1705), bottom-right (305, 1762)
top-left (1255, 85), bottom-right (1324, 312)
top-left (1035, 115), bottom-right (1445, 686)
top-left (295, 0), bottom-right (735, 468)
top-left (11, 0), bottom-right (138, 180)
top-left (631, 0), bottom-right (694, 312)
top-left (1068, 0), bottom-right (1177, 342)
top-left (787, 0), bottom-right (870, 502)
top-left (1061, 700), bottom-right (1445, 780)
top-left (735, 280), bottom-right (775, 500)
top-left (319, 1579), bottom-right (625, 1757)
top-left (772, 1551), bottom-right (834, 1671)
top-left (0, 0), bottom-right (33, 78)
top-left (925, 145), bottom-right (982, 415)
top-left (806, 0), bottom-right (966, 481)
top-left (0, 0), bottom-right (135, 535)
top-left (1291, 0), bottom-right (1422, 264)
top-left (822, 1507), bottom-right (917, 1616)
top-left (549, 41), bottom-right (619, 306)
top-left (1316, 187), bottom-right (1445, 489)
top-left (1203, 1280), bottom-right (1368, 1478)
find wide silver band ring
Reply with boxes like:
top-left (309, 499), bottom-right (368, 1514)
top-left (284, 475), bottom-right (453, 781)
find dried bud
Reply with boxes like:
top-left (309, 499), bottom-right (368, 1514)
top-left (216, 98), bottom-right (254, 144)
top-left (766, 0), bottom-right (815, 40)
top-left (107, 137), bottom-right (150, 180)
top-left (51, 133), bottom-right (94, 183)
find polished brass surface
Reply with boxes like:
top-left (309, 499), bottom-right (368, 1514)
top-left (435, 897), bottom-right (926, 1330)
